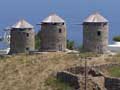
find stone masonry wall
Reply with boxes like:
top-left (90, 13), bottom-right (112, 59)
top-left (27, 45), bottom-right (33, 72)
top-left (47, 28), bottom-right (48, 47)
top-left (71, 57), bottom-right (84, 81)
top-left (83, 23), bottom-right (109, 53)
top-left (40, 23), bottom-right (67, 52)
top-left (105, 77), bottom-right (120, 90)
top-left (56, 71), bottom-right (103, 90)
top-left (10, 28), bottom-right (35, 54)
top-left (57, 71), bottom-right (80, 89)
top-left (61, 64), bottom-right (120, 90)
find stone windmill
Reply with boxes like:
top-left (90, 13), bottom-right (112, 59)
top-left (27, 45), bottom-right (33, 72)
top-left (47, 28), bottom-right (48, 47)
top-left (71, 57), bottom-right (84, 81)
top-left (9, 19), bottom-right (35, 54)
top-left (83, 12), bottom-right (109, 53)
top-left (39, 13), bottom-right (67, 52)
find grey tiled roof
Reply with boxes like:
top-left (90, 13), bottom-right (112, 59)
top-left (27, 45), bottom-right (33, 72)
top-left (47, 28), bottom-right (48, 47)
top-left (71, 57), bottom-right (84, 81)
top-left (42, 13), bottom-right (65, 23)
top-left (11, 19), bottom-right (34, 29)
top-left (84, 12), bottom-right (108, 23)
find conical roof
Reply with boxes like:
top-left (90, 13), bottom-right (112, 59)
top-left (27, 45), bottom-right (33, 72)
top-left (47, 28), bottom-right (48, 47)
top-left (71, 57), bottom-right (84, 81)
top-left (42, 13), bottom-right (65, 23)
top-left (84, 12), bottom-right (108, 23)
top-left (11, 19), bottom-right (34, 29)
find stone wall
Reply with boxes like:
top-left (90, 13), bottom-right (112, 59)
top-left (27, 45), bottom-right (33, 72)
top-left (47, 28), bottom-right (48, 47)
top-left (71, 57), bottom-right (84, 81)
top-left (10, 28), bottom-right (35, 54)
top-left (40, 23), bottom-right (67, 52)
top-left (56, 64), bottom-right (120, 90)
top-left (56, 71), bottom-right (103, 90)
top-left (57, 71), bottom-right (80, 89)
top-left (105, 77), bottom-right (120, 90)
top-left (66, 64), bottom-right (120, 76)
top-left (83, 23), bottom-right (109, 53)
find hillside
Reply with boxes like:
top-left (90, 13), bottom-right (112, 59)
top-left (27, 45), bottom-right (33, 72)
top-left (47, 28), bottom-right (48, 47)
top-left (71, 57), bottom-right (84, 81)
top-left (0, 52), bottom-right (120, 90)
top-left (0, 53), bottom-right (81, 90)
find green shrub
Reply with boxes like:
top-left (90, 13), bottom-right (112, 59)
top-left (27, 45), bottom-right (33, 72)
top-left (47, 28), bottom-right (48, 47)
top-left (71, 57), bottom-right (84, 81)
top-left (108, 66), bottom-right (120, 77)
top-left (113, 36), bottom-right (120, 42)
top-left (45, 76), bottom-right (73, 90)
top-left (67, 40), bottom-right (75, 50)
top-left (35, 32), bottom-right (41, 49)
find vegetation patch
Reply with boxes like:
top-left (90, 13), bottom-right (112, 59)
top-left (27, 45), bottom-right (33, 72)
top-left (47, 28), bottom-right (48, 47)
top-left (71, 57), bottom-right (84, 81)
top-left (35, 32), bottom-right (41, 49)
top-left (107, 66), bottom-right (120, 77)
top-left (67, 40), bottom-right (75, 50)
top-left (45, 76), bottom-right (74, 90)
top-left (78, 52), bottom-right (101, 58)
top-left (113, 36), bottom-right (120, 42)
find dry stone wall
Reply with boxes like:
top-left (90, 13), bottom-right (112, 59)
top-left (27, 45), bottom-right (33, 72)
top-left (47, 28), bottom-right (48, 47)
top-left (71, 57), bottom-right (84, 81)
top-left (57, 64), bottom-right (120, 90)
top-left (57, 71), bottom-right (80, 89)
top-left (105, 77), bottom-right (120, 90)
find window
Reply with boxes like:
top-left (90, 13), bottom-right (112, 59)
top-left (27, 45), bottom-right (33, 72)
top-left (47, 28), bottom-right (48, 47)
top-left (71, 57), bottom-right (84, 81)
top-left (26, 47), bottom-right (29, 51)
top-left (28, 28), bottom-right (32, 30)
top-left (52, 23), bottom-right (57, 25)
top-left (26, 33), bottom-right (29, 37)
top-left (19, 29), bottom-right (25, 31)
top-left (59, 29), bottom-right (62, 33)
top-left (97, 31), bottom-right (101, 36)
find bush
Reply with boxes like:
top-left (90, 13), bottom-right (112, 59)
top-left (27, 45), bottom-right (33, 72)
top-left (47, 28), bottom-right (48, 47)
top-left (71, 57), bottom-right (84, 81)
top-left (113, 36), bottom-right (120, 42)
top-left (67, 40), bottom-right (75, 50)
top-left (107, 66), bottom-right (120, 77)
top-left (35, 32), bottom-right (41, 49)
top-left (45, 76), bottom-right (73, 90)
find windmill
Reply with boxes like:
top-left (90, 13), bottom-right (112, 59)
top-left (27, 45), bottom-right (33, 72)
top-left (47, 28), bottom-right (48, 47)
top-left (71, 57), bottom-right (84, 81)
top-left (0, 27), bottom-right (11, 54)
top-left (3, 26), bottom-right (11, 45)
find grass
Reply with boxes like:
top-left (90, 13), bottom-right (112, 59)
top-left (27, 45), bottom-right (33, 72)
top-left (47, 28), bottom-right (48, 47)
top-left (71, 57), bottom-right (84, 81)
top-left (0, 52), bottom-right (120, 90)
top-left (0, 53), bottom-right (82, 90)
top-left (45, 76), bottom-right (73, 90)
top-left (107, 66), bottom-right (120, 77)
top-left (78, 52), bottom-right (101, 58)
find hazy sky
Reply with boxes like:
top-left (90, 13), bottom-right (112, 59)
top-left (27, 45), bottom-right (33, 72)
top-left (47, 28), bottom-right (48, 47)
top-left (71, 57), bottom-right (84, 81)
top-left (0, 0), bottom-right (120, 44)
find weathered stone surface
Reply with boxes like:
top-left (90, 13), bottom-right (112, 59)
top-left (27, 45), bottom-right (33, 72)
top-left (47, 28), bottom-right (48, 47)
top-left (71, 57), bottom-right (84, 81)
top-left (57, 71), bottom-right (80, 89)
top-left (57, 66), bottom-right (106, 90)
top-left (56, 71), bottom-right (104, 90)
top-left (10, 28), bottom-right (35, 54)
top-left (58, 64), bottom-right (120, 90)
top-left (40, 23), bottom-right (67, 52)
top-left (83, 23), bottom-right (109, 54)
top-left (105, 77), bottom-right (120, 90)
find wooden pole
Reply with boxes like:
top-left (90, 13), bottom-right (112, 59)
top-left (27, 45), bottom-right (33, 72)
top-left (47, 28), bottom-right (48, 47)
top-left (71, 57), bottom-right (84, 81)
top-left (84, 58), bottom-right (87, 90)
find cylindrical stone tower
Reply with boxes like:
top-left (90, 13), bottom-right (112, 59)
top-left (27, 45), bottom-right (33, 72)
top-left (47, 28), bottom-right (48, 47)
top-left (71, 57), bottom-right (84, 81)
top-left (83, 12), bottom-right (109, 53)
top-left (39, 13), bottom-right (67, 52)
top-left (9, 19), bottom-right (35, 54)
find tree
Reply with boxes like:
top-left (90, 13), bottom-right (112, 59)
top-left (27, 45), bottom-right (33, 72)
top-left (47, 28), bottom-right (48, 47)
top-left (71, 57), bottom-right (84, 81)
top-left (35, 31), bottom-right (41, 49)
top-left (113, 36), bottom-right (120, 42)
top-left (67, 40), bottom-right (75, 50)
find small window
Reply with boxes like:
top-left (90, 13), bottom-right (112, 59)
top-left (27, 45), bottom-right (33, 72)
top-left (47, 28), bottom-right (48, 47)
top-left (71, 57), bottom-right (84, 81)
top-left (52, 23), bottom-right (57, 25)
top-left (97, 31), bottom-right (101, 36)
top-left (26, 33), bottom-right (29, 37)
top-left (19, 29), bottom-right (25, 31)
top-left (28, 28), bottom-right (32, 30)
top-left (26, 47), bottom-right (29, 50)
top-left (59, 29), bottom-right (62, 33)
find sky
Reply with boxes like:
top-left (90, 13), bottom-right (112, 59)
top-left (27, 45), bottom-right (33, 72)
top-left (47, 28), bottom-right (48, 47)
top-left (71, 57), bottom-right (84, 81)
top-left (0, 0), bottom-right (120, 46)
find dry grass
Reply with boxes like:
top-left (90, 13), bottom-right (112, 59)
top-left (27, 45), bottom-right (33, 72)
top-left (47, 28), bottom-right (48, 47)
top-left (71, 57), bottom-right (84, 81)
top-left (0, 53), bottom-right (82, 90)
top-left (0, 52), bottom-right (120, 90)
